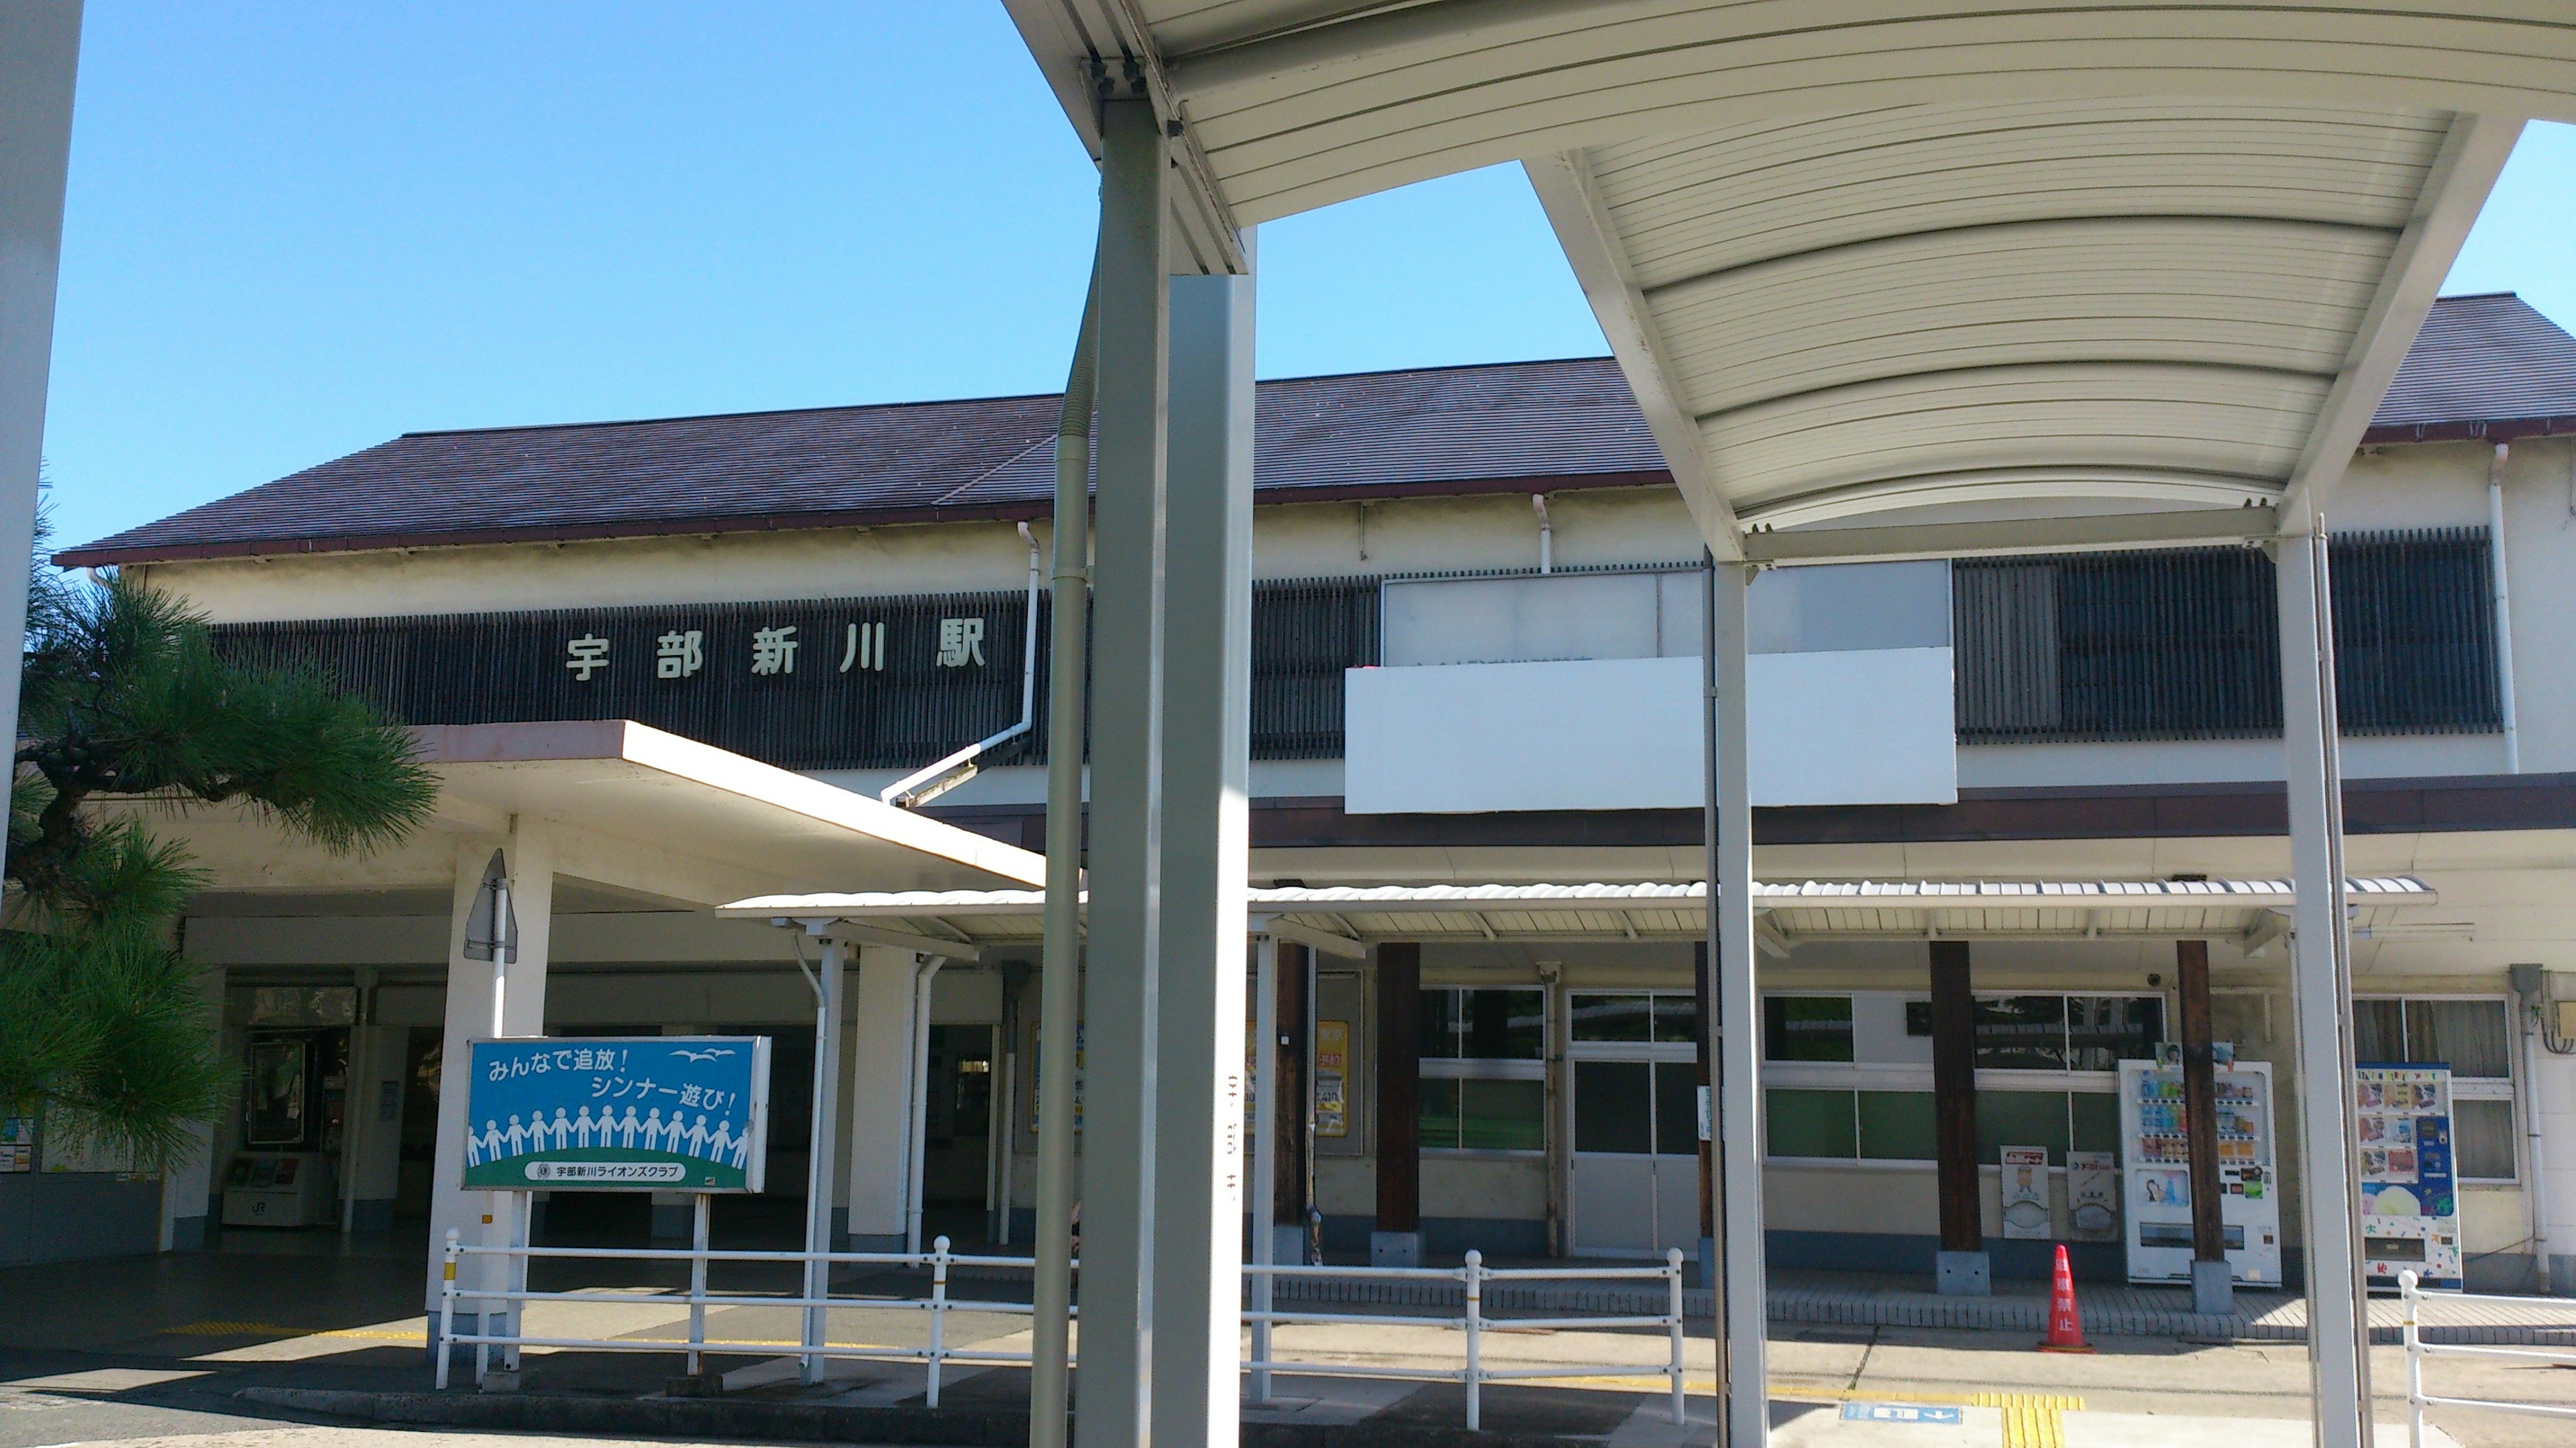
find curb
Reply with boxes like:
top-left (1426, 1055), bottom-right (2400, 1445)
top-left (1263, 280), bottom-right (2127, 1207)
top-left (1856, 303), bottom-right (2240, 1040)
top-left (234, 1386), bottom-right (1599, 1448)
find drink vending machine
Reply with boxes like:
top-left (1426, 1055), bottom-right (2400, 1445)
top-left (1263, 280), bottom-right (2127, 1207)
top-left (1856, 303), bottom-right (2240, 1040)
top-left (2119, 1058), bottom-right (2283, 1286)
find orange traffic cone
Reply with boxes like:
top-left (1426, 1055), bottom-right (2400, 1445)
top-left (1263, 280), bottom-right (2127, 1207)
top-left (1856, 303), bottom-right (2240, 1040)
top-left (2038, 1244), bottom-right (2093, 1353)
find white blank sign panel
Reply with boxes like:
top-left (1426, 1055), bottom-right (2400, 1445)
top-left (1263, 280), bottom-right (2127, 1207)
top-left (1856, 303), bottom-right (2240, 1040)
top-left (1342, 650), bottom-right (1956, 814)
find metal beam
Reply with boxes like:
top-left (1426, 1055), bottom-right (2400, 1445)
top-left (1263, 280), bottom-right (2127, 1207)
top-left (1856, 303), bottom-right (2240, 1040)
top-left (0, 0), bottom-right (81, 897)
top-left (1525, 150), bottom-right (1745, 561)
top-left (2275, 112), bottom-right (2521, 534)
top-left (2277, 530), bottom-right (2370, 1448)
top-left (998, 0), bottom-right (1247, 276)
top-left (1737, 467), bottom-right (2282, 532)
top-left (1743, 506), bottom-right (2276, 564)
top-left (1151, 249), bottom-right (1255, 1448)
top-left (811, 920), bottom-right (981, 962)
top-left (1264, 917), bottom-right (1368, 960)
top-left (1709, 561), bottom-right (1765, 1446)
top-left (1076, 95), bottom-right (1169, 1448)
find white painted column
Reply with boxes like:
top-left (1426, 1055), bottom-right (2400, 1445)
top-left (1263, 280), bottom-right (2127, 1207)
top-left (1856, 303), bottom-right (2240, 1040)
top-left (800, 934), bottom-right (847, 1382)
top-left (844, 943), bottom-right (923, 1251)
top-left (1078, 94), bottom-right (1171, 1448)
top-left (1710, 562), bottom-right (1766, 1448)
top-left (423, 827), bottom-right (553, 1315)
top-left (2277, 531), bottom-right (2369, 1448)
top-left (1152, 254), bottom-right (1254, 1446)
top-left (340, 965), bottom-right (378, 1233)
top-left (160, 962), bottom-right (226, 1251)
top-left (0, 1), bottom-right (80, 844)
top-left (2531, 1026), bottom-right (2576, 1292)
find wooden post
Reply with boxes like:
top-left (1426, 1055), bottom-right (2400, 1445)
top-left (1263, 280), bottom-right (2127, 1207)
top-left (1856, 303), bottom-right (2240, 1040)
top-left (2178, 938), bottom-right (2235, 1312)
top-left (1373, 942), bottom-right (1421, 1266)
top-left (1275, 942), bottom-right (1311, 1250)
top-left (1929, 941), bottom-right (1987, 1293)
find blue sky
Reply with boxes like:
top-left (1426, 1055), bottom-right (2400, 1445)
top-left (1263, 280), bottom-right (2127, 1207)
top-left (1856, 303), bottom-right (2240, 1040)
top-left (36, 3), bottom-right (2576, 553)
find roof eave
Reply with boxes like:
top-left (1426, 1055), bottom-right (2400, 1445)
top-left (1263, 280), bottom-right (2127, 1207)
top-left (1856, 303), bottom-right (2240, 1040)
top-left (2359, 414), bottom-right (2576, 447)
top-left (54, 469), bottom-right (1676, 569)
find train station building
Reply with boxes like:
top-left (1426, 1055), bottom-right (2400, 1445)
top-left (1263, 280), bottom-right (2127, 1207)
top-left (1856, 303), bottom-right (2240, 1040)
top-left (6, 293), bottom-right (2572, 1321)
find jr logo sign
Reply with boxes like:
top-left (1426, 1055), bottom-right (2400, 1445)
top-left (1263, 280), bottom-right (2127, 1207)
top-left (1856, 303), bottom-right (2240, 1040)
top-left (463, 1038), bottom-right (771, 1192)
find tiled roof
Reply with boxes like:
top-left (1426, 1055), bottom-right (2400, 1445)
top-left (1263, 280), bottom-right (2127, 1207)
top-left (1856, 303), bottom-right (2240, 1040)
top-left (2365, 292), bottom-right (2576, 439)
top-left (62, 294), bottom-right (2576, 565)
top-left (61, 357), bottom-right (1665, 565)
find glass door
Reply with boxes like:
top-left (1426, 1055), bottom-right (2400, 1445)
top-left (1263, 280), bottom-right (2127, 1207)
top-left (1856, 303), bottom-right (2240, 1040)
top-left (1567, 994), bottom-right (1702, 1257)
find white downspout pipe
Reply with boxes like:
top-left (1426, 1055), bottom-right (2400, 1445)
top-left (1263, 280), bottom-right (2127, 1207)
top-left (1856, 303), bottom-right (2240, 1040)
top-left (2489, 443), bottom-right (2519, 773)
top-left (1532, 493), bottom-right (1552, 574)
top-left (1030, 261), bottom-right (1098, 1448)
top-left (881, 524), bottom-right (1044, 807)
top-left (904, 952), bottom-right (949, 1255)
top-left (2514, 964), bottom-right (2553, 1294)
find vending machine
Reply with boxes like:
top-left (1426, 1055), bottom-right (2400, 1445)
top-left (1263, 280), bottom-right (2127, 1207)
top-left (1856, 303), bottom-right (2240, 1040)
top-left (2119, 1058), bottom-right (2284, 1286)
top-left (2356, 1064), bottom-right (2461, 1290)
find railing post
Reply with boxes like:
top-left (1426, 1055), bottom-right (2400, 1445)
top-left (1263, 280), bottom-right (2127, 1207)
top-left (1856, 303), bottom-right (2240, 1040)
top-left (437, 1229), bottom-right (460, 1390)
top-left (1667, 1247), bottom-right (1687, 1426)
top-left (2403, 1269), bottom-right (2423, 1448)
top-left (688, 1193), bottom-right (711, 1376)
top-left (1250, 1263), bottom-right (1273, 1404)
top-left (1464, 1249), bottom-right (1483, 1432)
top-left (474, 1231), bottom-right (491, 1386)
top-left (928, 1235), bottom-right (950, 1408)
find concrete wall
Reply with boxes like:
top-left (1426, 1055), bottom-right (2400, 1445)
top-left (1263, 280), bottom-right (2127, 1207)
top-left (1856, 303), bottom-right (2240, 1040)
top-left (0, 1172), bottom-right (162, 1266)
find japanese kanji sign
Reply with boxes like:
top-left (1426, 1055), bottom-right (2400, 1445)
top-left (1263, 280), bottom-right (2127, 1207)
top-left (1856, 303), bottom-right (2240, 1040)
top-left (463, 1037), bottom-right (771, 1192)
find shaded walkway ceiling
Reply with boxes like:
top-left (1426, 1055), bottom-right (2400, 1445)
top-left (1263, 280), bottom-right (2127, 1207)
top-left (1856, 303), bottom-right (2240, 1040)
top-left (1005, 2), bottom-right (2576, 562)
top-left (718, 876), bottom-right (2438, 949)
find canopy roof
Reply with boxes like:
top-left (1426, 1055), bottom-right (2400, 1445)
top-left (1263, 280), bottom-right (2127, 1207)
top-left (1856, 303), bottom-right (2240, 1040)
top-left (1006, 2), bottom-right (2576, 562)
top-left (719, 876), bottom-right (2436, 950)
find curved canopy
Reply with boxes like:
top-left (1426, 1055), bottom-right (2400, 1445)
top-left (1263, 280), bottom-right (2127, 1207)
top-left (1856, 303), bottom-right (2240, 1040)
top-left (1005, 1), bottom-right (2574, 559)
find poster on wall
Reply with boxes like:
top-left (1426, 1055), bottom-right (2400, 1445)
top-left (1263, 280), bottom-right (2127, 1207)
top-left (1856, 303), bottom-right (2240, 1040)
top-left (2065, 1151), bottom-right (2120, 1241)
top-left (463, 1037), bottom-right (769, 1191)
top-left (2356, 1064), bottom-right (2461, 1290)
top-left (1999, 1146), bottom-right (2051, 1239)
top-left (0, 1117), bottom-right (32, 1173)
top-left (1314, 1020), bottom-right (1350, 1138)
top-left (2118, 1058), bottom-right (2282, 1286)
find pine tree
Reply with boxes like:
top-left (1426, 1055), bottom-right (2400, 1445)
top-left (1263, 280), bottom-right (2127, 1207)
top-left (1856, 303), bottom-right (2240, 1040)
top-left (1, 522), bottom-right (437, 1167)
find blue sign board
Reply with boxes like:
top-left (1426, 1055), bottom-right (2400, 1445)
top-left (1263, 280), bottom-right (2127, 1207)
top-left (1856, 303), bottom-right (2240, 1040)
top-left (462, 1037), bottom-right (770, 1192)
top-left (1841, 1403), bottom-right (1964, 1425)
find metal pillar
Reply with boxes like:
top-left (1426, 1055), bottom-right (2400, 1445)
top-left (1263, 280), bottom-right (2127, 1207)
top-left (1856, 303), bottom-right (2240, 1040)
top-left (1250, 931), bottom-right (1279, 1404)
top-left (1150, 252), bottom-right (1254, 1447)
top-left (802, 935), bottom-right (847, 1383)
top-left (2278, 527), bottom-right (2370, 1448)
top-left (1709, 561), bottom-right (1766, 1447)
top-left (0, 1), bottom-right (80, 886)
top-left (1076, 94), bottom-right (1171, 1448)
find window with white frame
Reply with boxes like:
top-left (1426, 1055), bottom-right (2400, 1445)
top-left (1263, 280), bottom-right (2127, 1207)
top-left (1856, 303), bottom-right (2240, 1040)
top-left (2355, 996), bottom-right (2517, 1182)
top-left (1762, 990), bottom-right (2161, 1166)
top-left (1417, 988), bottom-right (1546, 1152)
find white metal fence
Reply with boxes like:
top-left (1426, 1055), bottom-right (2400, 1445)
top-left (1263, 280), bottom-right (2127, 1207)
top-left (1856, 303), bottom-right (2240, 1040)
top-left (437, 1231), bottom-right (1693, 1429)
top-left (1246, 1248), bottom-right (1689, 1431)
top-left (2400, 1269), bottom-right (2576, 1445)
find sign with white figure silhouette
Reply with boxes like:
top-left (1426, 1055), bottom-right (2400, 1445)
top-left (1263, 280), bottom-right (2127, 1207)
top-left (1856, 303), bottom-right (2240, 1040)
top-left (462, 1037), bottom-right (771, 1192)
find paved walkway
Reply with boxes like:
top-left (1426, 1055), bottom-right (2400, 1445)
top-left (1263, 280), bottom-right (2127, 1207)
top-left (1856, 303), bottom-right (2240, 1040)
top-left (1764, 1268), bottom-right (2576, 1345)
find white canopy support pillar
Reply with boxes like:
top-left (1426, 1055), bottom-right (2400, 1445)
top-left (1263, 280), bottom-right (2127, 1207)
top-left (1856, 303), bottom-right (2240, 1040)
top-left (798, 932), bottom-right (847, 1386)
top-left (423, 824), bottom-right (553, 1331)
top-left (1078, 89), bottom-right (1172, 1448)
top-left (1707, 560), bottom-right (1764, 1446)
top-left (0, 0), bottom-right (80, 869)
top-left (1151, 246), bottom-right (1256, 1448)
top-left (2277, 528), bottom-right (2371, 1448)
